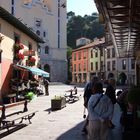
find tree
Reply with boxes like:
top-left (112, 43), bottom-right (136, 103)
top-left (67, 12), bottom-right (105, 49)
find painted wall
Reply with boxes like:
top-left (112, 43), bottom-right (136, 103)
top-left (0, 18), bottom-right (39, 103)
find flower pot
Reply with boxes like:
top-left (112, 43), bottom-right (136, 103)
top-left (51, 97), bottom-right (66, 110)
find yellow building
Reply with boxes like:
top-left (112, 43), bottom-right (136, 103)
top-left (0, 6), bottom-right (43, 103)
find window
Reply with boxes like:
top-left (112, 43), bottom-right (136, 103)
top-left (101, 61), bottom-right (103, 71)
top-left (100, 48), bottom-right (103, 56)
top-left (11, 6), bottom-right (14, 15)
top-left (14, 33), bottom-right (20, 43)
top-left (28, 42), bottom-right (32, 50)
top-left (78, 63), bottom-right (81, 71)
top-left (131, 59), bottom-right (135, 69)
top-left (83, 62), bottom-right (86, 71)
top-left (107, 49), bottom-right (110, 58)
top-left (112, 48), bottom-right (115, 58)
top-left (43, 31), bottom-right (46, 37)
top-left (78, 52), bottom-right (81, 60)
top-left (74, 64), bottom-right (76, 72)
top-left (36, 30), bottom-right (40, 36)
top-left (91, 62), bottom-right (93, 71)
top-left (95, 62), bottom-right (98, 70)
top-left (95, 50), bottom-right (98, 57)
top-left (74, 53), bottom-right (76, 61)
top-left (107, 61), bottom-right (110, 71)
top-left (35, 19), bottom-right (41, 27)
top-left (112, 60), bottom-right (116, 70)
top-left (83, 50), bottom-right (86, 59)
top-left (45, 46), bottom-right (49, 54)
top-left (91, 50), bottom-right (93, 58)
top-left (12, 0), bottom-right (14, 5)
top-left (122, 59), bottom-right (126, 70)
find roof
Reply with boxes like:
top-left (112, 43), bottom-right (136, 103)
top-left (72, 37), bottom-right (105, 52)
top-left (0, 6), bottom-right (44, 43)
top-left (94, 0), bottom-right (140, 58)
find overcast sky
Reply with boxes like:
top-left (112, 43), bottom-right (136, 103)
top-left (67, 0), bottom-right (98, 16)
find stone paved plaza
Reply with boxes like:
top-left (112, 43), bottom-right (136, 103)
top-left (0, 84), bottom-right (122, 140)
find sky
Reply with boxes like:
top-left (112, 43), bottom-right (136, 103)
top-left (67, 0), bottom-right (98, 16)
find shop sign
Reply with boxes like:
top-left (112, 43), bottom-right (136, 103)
top-left (23, 50), bottom-right (35, 56)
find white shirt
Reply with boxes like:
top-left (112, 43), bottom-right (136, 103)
top-left (88, 93), bottom-right (113, 121)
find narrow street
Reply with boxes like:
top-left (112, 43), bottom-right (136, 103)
top-left (0, 84), bottom-right (122, 140)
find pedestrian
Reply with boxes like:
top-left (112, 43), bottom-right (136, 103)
top-left (73, 86), bottom-right (77, 94)
top-left (105, 78), bottom-right (116, 128)
top-left (87, 82), bottom-right (113, 140)
top-left (43, 77), bottom-right (49, 95)
top-left (82, 76), bottom-right (99, 134)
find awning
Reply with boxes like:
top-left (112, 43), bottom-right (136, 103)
top-left (29, 67), bottom-right (49, 77)
top-left (14, 64), bottom-right (49, 78)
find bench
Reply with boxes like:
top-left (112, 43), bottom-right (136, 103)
top-left (64, 89), bottom-right (81, 102)
top-left (0, 100), bottom-right (38, 132)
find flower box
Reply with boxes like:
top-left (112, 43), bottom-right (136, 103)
top-left (51, 96), bottom-right (66, 110)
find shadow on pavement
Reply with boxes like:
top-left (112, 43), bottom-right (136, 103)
top-left (56, 121), bottom-right (87, 140)
top-left (0, 124), bottom-right (27, 139)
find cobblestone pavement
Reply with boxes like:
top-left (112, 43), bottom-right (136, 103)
top-left (0, 84), bottom-right (123, 140)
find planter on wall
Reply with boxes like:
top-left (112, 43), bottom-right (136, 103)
top-left (51, 97), bottom-right (66, 110)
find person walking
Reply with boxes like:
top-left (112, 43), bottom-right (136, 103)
top-left (87, 82), bottom-right (113, 140)
top-left (82, 76), bottom-right (99, 134)
top-left (105, 78), bottom-right (117, 128)
top-left (43, 77), bottom-right (49, 96)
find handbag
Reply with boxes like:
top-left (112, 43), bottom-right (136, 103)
top-left (92, 94), bottom-right (103, 109)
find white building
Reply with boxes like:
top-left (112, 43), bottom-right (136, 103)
top-left (0, 0), bottom-right (67, 82)
top-left (76, 37), bottom-right (91, 47)
top-left (105, 44), bottom-right (135, 85)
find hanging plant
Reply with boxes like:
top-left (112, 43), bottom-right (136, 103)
top-left (14, 42), bottom-right (24, 50)
top-left (30, 57), bottom-right (36, 62)
top-left (16, 53), bottom-right (24, 60)
top-left (26, 57), bottom-right (36, 66)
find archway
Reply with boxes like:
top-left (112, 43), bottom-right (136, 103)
top-left (108, 73), bottom-right (114, 79)
top-left (119, 72), bottom-right (127, 85)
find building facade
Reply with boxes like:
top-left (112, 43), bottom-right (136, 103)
top-left (0, 0), bottom-right (67, 82)
top-left (72, 37), bottom-right (136, 85)
top-left (0, 6), bottom-right (43, 103)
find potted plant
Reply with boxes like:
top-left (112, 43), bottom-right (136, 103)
top-left (51, 96), bottom-right (66, 110)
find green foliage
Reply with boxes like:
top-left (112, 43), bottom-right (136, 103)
top-left (67, 12), bottom-right (105, 49)
top-left (127, 86), bottom-right (140, 105)
top-left (67, 47), bottom-right (72, 59)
